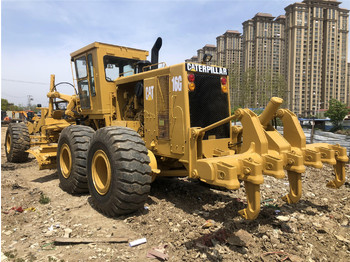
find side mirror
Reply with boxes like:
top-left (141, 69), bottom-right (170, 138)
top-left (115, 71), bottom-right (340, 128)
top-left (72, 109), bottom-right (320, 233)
top-left (37, 104), bottom-right (42, 108)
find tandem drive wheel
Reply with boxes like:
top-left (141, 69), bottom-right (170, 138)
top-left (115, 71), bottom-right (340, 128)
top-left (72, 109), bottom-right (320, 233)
top-left (5, 123), bottom-right (30, 163)
top-left (87, 126), bottom-right (151, 216)
top-left (57, 125), bottom-right (95, 194)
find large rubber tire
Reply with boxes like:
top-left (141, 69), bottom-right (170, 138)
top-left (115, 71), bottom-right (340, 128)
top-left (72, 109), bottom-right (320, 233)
top-left (57, 125), bottom-right (95, 194)
top-left (87, 126), bottom-right (152, 216)
top-left (5, 123), bottom-right (30, 163)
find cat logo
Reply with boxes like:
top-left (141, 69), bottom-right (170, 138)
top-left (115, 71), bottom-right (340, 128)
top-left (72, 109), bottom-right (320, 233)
top-left (145, 86), bottom-right (154, 100)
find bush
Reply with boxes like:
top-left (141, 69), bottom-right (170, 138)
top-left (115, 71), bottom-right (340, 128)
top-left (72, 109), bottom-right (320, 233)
top-left (325, 99), bottom-right (349, 131)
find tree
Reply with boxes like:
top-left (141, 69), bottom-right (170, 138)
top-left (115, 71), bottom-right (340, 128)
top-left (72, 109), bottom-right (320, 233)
top-left (240, 68), bottom-right (257, 108)
top-left (325, 99), bottom-right (349, 131)
top-left (1, 98), bottom-right (9, 110)
top-left (228, 64), bottom-right (241, 108)
top-left (1, 98), bottom-right (25, 111)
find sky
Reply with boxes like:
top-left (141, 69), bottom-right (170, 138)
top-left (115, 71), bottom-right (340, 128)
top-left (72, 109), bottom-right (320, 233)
top-left (2, 0), bottom-right (350, 107)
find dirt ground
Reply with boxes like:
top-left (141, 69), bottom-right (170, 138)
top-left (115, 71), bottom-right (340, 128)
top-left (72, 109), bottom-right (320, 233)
top-left (1, 125), bottom-right (350, 262)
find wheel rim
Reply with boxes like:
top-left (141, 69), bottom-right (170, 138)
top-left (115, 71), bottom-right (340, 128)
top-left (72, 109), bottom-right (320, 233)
top-left (92, 149), bottom-right (111, 195)
top-left (60, 143), bottom-right (72, 178)
top-left (6, 134), bottom-right (11, 154)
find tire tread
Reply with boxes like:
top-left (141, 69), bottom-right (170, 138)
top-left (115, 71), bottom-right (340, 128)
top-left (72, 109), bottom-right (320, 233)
top-left (5, 123), bottom-right (30, 163)
top-left (57, 125), bottom-right (95, 194)
top-left (87, 126), bottom-right (151, 216)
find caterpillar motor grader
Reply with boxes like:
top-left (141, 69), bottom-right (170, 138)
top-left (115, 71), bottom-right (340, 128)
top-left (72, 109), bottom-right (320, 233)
top-left (5, 38), bottom-right (348, 220)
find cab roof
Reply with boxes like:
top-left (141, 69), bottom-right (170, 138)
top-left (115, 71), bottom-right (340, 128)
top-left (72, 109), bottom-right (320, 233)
top-left (70, 42), bottom-right (149, 60)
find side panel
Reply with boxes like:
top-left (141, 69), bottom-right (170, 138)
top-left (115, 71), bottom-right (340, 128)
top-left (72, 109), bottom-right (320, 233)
top-left (144, 77), bottom-right (157, 148)
top-left (143, 65), bottom-right (189, 158)
top-left (169, 67), bottom-right (187, 155)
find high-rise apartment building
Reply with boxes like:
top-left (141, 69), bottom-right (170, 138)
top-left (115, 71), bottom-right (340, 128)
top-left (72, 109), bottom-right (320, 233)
top-left (185, 56), bottom-right (198, 63)
top-left (285, 0), bottom-right (349, 115)
top-left (242, 13), bottom-right (286, 107)
top-left (348, 63), bottom-right (350, 104)
top-left (186, 0), bottom-right (348, 113)
top-left (216, 30), bottom-right (243, 105)
top-left (216, 30), bottom-right (243, 70)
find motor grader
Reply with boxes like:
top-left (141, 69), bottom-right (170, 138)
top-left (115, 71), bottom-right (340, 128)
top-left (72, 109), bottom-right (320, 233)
top-left (5, 38), bottom-right (348, 220)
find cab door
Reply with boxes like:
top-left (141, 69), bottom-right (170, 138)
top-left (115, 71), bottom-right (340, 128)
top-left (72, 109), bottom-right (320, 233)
top-left (74, 54), bottom-right (96, 111)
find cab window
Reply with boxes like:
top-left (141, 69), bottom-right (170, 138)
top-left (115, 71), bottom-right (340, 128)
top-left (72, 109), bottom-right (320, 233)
top-left (87, 54), bottom-right (96, 96)
top-left (75, 56), bottom-right (87, 79)
top-left (105, 64), bottom-right (119, 81)
top-left (74, 56), bottom-right (91, 109)
top-left (103, 55), bottom-right (139, 82)
top-left (78, 80), bottom-right (90, 109)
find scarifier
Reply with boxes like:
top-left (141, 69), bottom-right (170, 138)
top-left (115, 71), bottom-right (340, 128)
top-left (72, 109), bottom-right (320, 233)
top-left (5, 38), bottom-right (348, 219)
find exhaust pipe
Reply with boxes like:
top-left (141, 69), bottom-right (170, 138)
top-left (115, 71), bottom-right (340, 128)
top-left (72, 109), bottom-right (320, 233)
top-left (151, 37), bottom-right (162, 69)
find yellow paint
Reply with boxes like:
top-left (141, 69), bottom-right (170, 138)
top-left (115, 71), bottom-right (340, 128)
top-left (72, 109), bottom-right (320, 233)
top-left (6, 133), bottom-right (11, 154)
top-left (21, 40), bottom-right (348, 220)
top-left (59, 143), bottom-right (72, 179)
top-left (91, 149), bottom-right (112, 195)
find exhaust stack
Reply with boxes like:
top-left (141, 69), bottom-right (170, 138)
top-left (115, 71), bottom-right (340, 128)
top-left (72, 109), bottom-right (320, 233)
top-left (151, 37), bottom-right (162, 69)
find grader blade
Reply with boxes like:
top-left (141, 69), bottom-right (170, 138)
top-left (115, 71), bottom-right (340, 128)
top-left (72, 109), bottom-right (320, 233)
top-left (27, 144), bottom-right (58, 170)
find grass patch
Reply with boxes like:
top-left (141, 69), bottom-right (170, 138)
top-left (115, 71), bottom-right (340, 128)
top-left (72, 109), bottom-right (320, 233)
top-left (39, 193), bottom-right (50, 204)
top-left (4, 250), bottom-right (16, 258)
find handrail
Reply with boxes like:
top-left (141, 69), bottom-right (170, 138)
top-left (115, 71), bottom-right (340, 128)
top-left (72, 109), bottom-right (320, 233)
top-left (118, 70), bottom-right (134, 77)
top-left (142, 62), bottom-right (167, 72)
top-left (196, 110), bottom-right (241, 135)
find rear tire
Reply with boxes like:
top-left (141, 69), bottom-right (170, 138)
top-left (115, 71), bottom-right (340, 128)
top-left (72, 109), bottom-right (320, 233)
top-left (87, 126), bottom-right (151, 216)
top-left (57, 125), bottom-right (95, 194)
top-left (5, 123), bottom-right (30, 163)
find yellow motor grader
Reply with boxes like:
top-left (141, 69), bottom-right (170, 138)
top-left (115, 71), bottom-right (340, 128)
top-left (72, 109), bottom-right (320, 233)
top-left (5, 38), bottom-right (348, 219)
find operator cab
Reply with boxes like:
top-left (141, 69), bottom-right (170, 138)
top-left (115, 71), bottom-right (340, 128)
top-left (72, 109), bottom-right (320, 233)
top-left (70, 42), bottom-right (149, 118)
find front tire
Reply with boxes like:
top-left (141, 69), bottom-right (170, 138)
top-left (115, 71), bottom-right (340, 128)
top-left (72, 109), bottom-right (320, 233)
top-left (87, 126), bottom-right (151, 216)
top-left (5, 123), bottom-right (30, 163)
top-left (57, 125), bottom-right (95, 194)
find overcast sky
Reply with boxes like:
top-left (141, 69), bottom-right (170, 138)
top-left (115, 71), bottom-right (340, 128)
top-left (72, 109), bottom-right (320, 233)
top-left (2, 0), bottom-right (350, 107)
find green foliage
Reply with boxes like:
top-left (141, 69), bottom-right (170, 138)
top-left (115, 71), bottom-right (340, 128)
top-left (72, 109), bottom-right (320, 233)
top-left (231, 105), bottom-right (243, 115)
top-left (325, 99), bottom-right (349, 131)
top-left (1, 98), bottom-right (9, 110)
top-left (230, 67), bottom-right (288, 109)
top-left (4, 250), bottom-right (16, 258)
top-left (257, 70), bottom-right (288, 107)
top-left (241, 68), bottom-right (257, 108)
top-left (39, 193), bottom-right (51, 204)
top-left (8, 104), bottom-right (25, 111)
top-left (1, 98), bottom-right (37, 112)
top-left (228, 64), bottom-right (242, 108)
top-left (252, 108), bottom-right (264, 115)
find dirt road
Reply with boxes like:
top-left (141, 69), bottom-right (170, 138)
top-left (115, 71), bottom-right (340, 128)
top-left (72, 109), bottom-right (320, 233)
top-left (1, 126), bottom-right (350, 261)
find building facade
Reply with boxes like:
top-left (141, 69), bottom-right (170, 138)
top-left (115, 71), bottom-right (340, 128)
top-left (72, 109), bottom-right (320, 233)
top-left (348, 63), bottom-right (350, 104)
top-left (185, 56), bottom-right (198, 63)
top-left (186, 0), bottom-right (349, 113)
top-left (216, 30), bottom-right (243, 105)
top-left (242, 13), bottom-right (286, 107)
top-left (216, 30), bottom-right (243, 71)
top-left (285, 0), bottom-right (349, 116)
